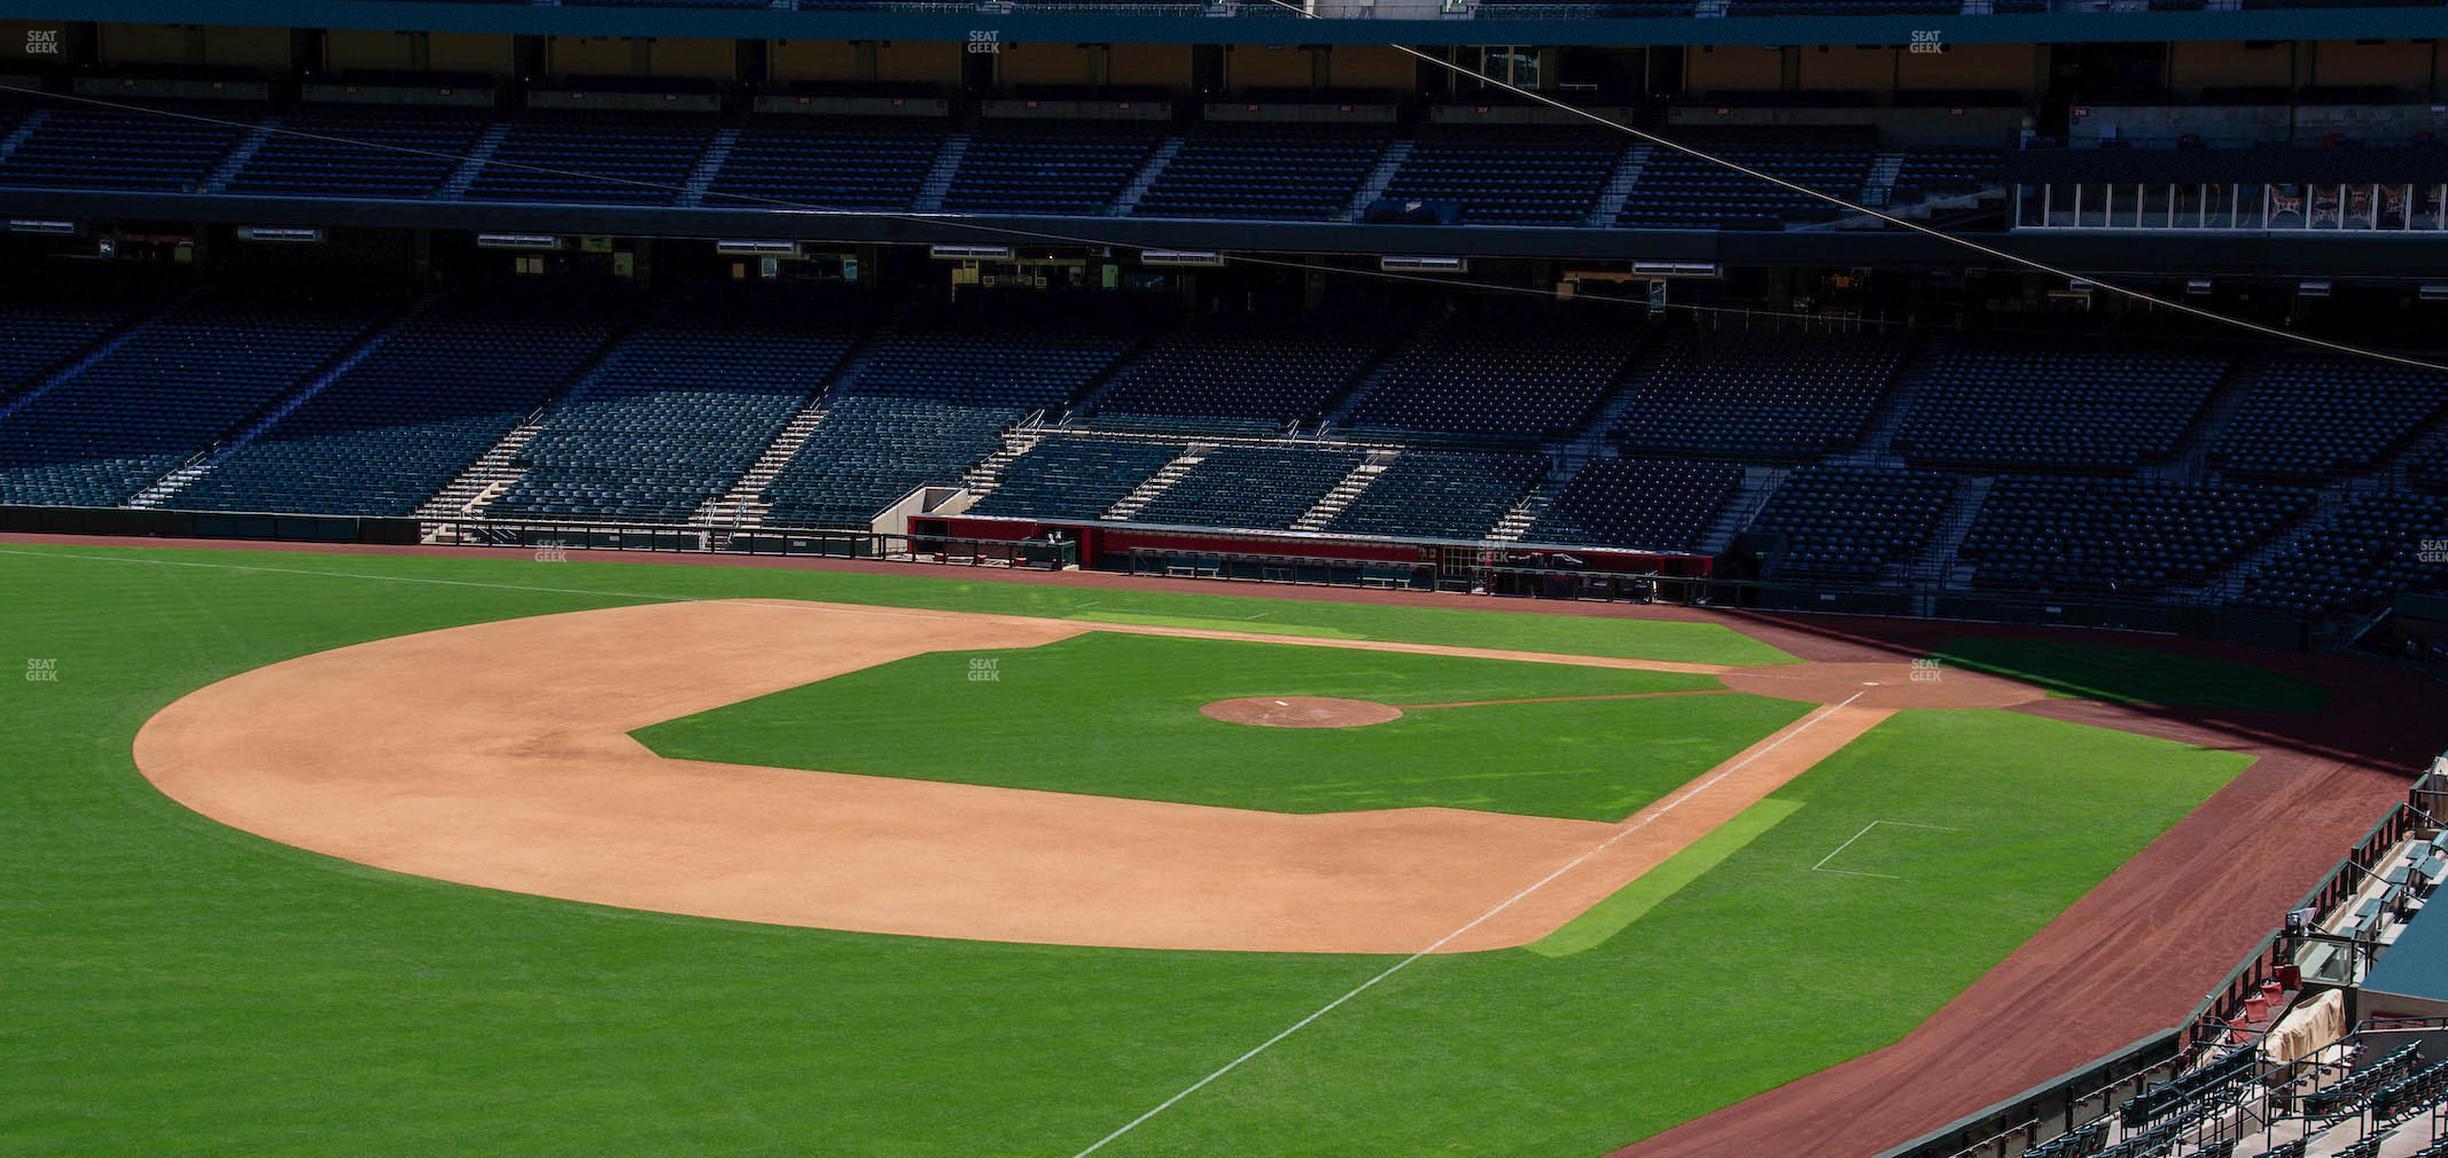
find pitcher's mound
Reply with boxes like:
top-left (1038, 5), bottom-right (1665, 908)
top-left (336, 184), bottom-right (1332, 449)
top-left (1201, 696), bottom-right (1403, 729)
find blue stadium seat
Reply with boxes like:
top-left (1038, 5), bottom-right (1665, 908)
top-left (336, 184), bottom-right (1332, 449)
top-left (173, 292), bottom-right (627, 516)
top-left (0, 296), bottom-right (381, 507)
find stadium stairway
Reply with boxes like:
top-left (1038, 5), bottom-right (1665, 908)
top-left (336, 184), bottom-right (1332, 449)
top-left (954, 422), bottom-right (1053, 499)
top-left (1291, 449), bottom-right (1399, 531)
top-left (417, 418), bottom-right (543, 534)
top-left (203, 118), bottom-right (279, 194)
top-left (415, 316), bottom-right (641, 533)
top-left (1110, 135), bottom-right (1185, 217)
top-left (1339, 139), bottom-right (1413, 221)
top-left (693, 319), bottom-right (895, 535)
top-left (694, 401), bottom-right (830, 536)
top-left (1702, 465), bottom-right (1791, 553)
top-left (0, 288), bottom-right (196, 425)
top-left (912, 130), bottom-right (970, 213)
top-left (127, 294), bottom-right (440, 509)
top-left (678, 126), bottom-right (740, 209)
top-left (1586, 145), bottom-right (1653, 228)
top-left (2167, 355), bottom-right (2267, 480)
top-left (1858, 149), bottom-right (1905, 208)
top-left (438, 123), bottom-right (511, 201)
top-left (1839, 332), bottom-right (1939, 463)
top-left (1563, 345), bottom-right (1664, 455)
top-left (1909, 473), bottom-right (1995, 589)
top-left (0, 109), bottom-right (48, 162)
top-left (2212, 482), bottom-right (2363, 603)
top-left (1319, 353), bottom-right (1406, 431)
top-left (1485, 454), bottom-right (1580, 542)
top-left (1102, 444), bottom-right (1210, 520)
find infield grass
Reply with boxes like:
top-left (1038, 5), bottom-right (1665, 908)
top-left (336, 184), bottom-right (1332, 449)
top-left (0, 544), bottom-right (2253, 1156)
top-left (638, 632), bottom-right (1809, 820)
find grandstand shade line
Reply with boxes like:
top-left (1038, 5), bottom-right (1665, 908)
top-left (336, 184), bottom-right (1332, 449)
top-left (1071, 690), bottom-right (1871, 1157)
top-left (6, 86), bottom-right (1902, 329)
top-left (1238, 0), bottom-right (2448, 376)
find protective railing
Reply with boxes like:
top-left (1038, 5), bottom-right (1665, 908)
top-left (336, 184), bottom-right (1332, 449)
top-left (1884, 766), bottom-right (2447, 1158)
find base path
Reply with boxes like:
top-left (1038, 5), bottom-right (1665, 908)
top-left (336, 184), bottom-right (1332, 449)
top-left (136, 598), bottom-right (1869, 954)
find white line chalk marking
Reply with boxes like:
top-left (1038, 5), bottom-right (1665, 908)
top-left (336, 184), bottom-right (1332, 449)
top-left (1071, 692), bottom-right (1870, 1156)
top-left (1810, 820), bottom-right (1962, 881)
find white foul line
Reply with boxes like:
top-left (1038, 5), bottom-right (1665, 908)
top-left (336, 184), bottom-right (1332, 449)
top-left (1809, 819), bottom-right (1961, 881)
top-left (1072, 690), bottom-right (1869, 1156)
top-left (6, 541), bottom-right (1863, 1152)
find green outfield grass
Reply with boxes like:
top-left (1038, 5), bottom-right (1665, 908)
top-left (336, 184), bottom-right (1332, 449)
top-left (0, 542), bottom-right (1795, 666)
top-left (0, 544), bottom-right (2251, 1156)
top-left (638, 632), bottom-right (1808, 820)
top-left (1930, 637), bottom-right (2329, 713)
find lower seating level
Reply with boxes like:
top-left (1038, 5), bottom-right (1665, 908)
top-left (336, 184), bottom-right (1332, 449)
top-left (1526, 457), bottom-right (1746, 552)
top-left (7, 280), bottom-right (2447, 629)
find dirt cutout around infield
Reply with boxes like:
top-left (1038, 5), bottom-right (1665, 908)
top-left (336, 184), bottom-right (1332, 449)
top-left (1718, 660), bottom-right (2048, 709)
top-left (135, 598), bottom-right (1901, 954)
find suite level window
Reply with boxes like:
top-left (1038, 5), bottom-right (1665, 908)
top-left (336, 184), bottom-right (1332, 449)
top-left (1477, 47), bottom-right (1540, 90)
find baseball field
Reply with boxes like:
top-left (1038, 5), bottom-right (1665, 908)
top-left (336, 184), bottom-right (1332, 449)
top-left (1, 539), bottom-right (2424, 1156)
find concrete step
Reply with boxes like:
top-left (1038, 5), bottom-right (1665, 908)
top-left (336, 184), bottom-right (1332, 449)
top-left (205, 116), bottom-right (280, 192)
top-left (1341, 139), bottom-right (1414, 222)
top-left (1291, 449), bottom-right (1400, 531)
top-left (679, 125), bottom-right (741, 208)
top-left (913, 131), bottom-right (972, 212)
top-left (440, 122), bottom-right (512, 200)
top-left (1103, 445), bottom-right (1212, 520)
top-left (1113, 135), bottom-right (1186, 216)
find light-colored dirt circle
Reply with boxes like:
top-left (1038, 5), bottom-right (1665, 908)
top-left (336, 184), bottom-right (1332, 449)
top-left (1718, 661), bottom-right (2045, 709)
top-left (1200, 696), bottom-right (1404, 729)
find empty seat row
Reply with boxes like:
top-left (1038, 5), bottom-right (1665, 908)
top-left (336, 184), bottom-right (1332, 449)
top-left (490, 291), bottom-right (862, 523)
top-left (1134, 444), bottom-right (1364, 530)
top-left (173, 292), bottom-right (624, 516)
top-left (1341, 314), bottom-right (1642, 442)
top-left (2211, 352), bottom-right (2448, 480)
top-left (1611, 329), bottom-right (1907, 456)
top-left (967, 436), bottom-right (1186, 521)
top-left (1525, 456), bottom-right (1744, 551)
top-left (1745, 465), bottom-right (1957, 581)
top-left (1963, 476), bottom-right (2314, 594)
top-left (1091, 317), bottom-right (1391, 433)
top-left (1896, 334), bottom-right (2230, 469)
top-left (0, 296), bottom-right (380, 507)
top-left (1323, 449), bottom-right (1547, 541)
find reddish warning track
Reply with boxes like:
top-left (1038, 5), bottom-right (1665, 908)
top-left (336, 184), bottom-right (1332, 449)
top-left (14, 534), bottom-right (2442, 1156)
top-left (1613, 617), bottom-right (2438, 1158)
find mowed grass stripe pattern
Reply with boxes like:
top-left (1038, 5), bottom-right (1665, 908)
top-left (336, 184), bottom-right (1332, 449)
top-left (637, 632), bottom-right (1810, 820)
top-left (0, 546), bottom-right (2245, 1156)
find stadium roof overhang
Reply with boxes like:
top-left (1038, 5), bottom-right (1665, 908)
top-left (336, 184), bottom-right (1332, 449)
top-left (24, 0), bottom-right (2448, 49)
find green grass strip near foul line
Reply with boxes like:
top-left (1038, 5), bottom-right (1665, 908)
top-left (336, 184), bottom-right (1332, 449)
top-left (1526, 798), bottom-right (1807, 959)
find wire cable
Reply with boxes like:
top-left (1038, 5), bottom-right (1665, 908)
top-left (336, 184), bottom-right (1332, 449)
top-left (11, 84), bottom-right (1879, 327)
top-left (1241, 0), bottom-right (2448, 373)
